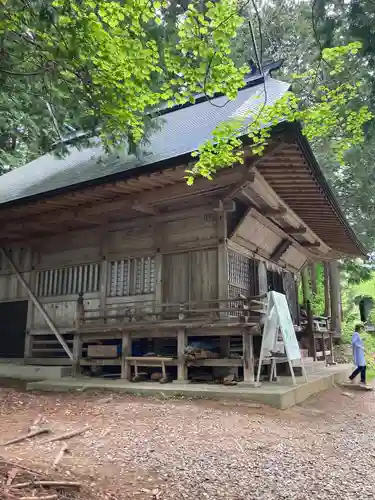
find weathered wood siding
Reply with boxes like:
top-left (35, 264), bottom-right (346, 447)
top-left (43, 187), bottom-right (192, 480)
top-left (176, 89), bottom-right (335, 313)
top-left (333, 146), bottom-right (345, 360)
top-left (281, 245), bottom-right (307, 272)
top-left (0, 209), bottom-right (220, 335)
top-left (163, 214), bottom-right (217, 252)
top-left (0, 247), bottom-right (33, 301)
top-left (36, 229), bottom-right (101, 268)
top-left (32, 298), bottom-right (100, 329)
top-left (231, 209), bottom-right (283, 258)
top-left (190, 249), bottom-right (218, 303)
top-left (163, 253), bottom-right (189, 303)
top-left (105, 226), bottom-right (154, 258)
top-left (0, 201), bottom-right (306, 356)
top-left (163, 249), bottom-right (218, 303)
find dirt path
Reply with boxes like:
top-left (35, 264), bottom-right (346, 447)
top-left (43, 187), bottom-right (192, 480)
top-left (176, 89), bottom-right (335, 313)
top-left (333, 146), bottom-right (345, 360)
top-left (0, 386), bottom-right (374, 499)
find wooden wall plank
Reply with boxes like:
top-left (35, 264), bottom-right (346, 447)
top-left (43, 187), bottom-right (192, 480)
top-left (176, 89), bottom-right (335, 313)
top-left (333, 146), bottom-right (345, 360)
top-left (162, 253), bottom-right (189, 303)
top-left (190, 249), bottom-right (218, 303)
top-left (105, 227), bottom-right (154, 257)
top-left (32, 298), bottom-right (100, 329)
top-left (163, 214), bottom-right (217, 251)
top-left (37, 247), bottom-right (101, 269)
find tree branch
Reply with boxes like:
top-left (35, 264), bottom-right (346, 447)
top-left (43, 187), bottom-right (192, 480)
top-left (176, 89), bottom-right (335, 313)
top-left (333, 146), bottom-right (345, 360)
top-left (0, 67), bottom-right (47, 77)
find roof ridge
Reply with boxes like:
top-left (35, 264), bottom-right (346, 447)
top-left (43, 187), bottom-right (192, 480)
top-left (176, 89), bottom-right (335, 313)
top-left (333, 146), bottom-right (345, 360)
top-left (156, 59), bottom-right (284, 118)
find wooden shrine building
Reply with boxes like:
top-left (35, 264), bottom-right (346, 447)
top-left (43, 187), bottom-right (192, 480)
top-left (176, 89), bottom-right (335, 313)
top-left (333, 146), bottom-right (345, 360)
top-left (0, 62), bottom-right (366, 385)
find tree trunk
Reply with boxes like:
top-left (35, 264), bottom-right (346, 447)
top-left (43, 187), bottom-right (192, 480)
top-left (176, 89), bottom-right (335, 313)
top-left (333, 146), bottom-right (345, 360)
top-left (323, 263), bottom-right (330, 317)
top-left (329, 261), bottom-right (341, 334)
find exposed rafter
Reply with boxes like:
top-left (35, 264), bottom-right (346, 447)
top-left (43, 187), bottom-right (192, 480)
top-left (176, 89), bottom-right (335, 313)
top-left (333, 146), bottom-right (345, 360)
top-left (262, 207), bottom-right (287, 217)
top-left (301, 242), bottom-right (321, 249)
top-left (282, 225), bottom-right (307, 236)
top-left (1, 169), bottom-right (243, 237)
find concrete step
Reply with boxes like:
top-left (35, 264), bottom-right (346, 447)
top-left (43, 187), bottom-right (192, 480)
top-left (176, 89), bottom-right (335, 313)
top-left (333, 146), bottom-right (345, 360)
top-left (293, 360), bottom-right (326, 376)
top-left (0, 360), bottom-right (71, 381)
top-left (26, 364), bottom-right (354, 409)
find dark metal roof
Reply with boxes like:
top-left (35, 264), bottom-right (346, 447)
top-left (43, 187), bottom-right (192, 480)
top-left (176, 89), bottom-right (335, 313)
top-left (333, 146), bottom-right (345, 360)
top-left (0, 66), bottom-right (366, 256)
top-left (256, 122), bottom-right (368, 257)
top-left (0, 72), bottom-right (289, 207)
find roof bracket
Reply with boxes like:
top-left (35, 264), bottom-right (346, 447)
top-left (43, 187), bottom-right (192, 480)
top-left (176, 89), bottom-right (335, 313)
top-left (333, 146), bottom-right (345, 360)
top-left (270, 239), bottom-right (292, 262)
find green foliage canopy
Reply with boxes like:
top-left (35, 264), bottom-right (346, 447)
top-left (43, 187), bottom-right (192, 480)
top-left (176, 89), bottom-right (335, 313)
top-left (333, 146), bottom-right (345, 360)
top-left (0, 0), bottom-right (372, 176)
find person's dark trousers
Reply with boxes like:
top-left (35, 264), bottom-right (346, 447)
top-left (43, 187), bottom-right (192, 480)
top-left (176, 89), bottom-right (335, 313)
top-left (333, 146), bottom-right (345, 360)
top-left (349, 365), bottom-right (366, 383)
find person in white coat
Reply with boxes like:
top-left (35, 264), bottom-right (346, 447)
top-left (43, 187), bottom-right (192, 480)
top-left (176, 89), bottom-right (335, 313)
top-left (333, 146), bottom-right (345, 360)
top-left (349, 324), bottom-right (367, 386)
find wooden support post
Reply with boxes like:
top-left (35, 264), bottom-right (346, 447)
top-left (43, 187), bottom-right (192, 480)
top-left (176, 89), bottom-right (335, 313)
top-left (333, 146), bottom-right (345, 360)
top-left (217, 208), bottom-right (228, 319)
top-left (329, 260), bottom-right (341, 334)
top-left (301, 267), bottom-right (310, 308)
top-left (329, 332), bottom-right (336, 365)
top-left (153, 221), bottom-right (163, 319)
top-left (75, 293), bottom-right (84, 329)
top-left (242, 329), bottom-right (255, 384)
top-left (154, 253), bottom-right (163, 319)
top-left (161, 360), bottom-right (167, 379)
top-left (72, 334), bottom-right (82, 377)
top-left (121, 331), bottom-right (131, 380)
top-left (306, 300), bottom-right (316, 361)
top-left (176, 327), bottom-right (187, 383)
top-left (321, 332), bottom-right (326, 364)
top-left (295, 278), bottom-right (301, 326)
top-left (309, 264), bottom-right (317, 295)
top-left (0, 248), bottom-right (73, 360)
top-left (258, 261), bottom-right (268, 295)
top-left (323, 263), bottom-right (330, 318)
top-left (99, 259), bottom-right (108, 323)
top-left (24, 333), bottom-right (32, 361)
top-left (25, 265), bottom-right (37, 361)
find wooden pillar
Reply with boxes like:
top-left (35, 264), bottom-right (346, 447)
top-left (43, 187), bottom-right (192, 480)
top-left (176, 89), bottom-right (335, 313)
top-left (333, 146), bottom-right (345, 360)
top-left (177, 327), bottom-right (187, 382)
top-left (217, 207), bottom-right (231, 353)
top-left (294, 278), bottom-right (301, 326)
top-left (75, 293), bottom-right (84, 329)
top-left (309, 264), bottom-right (317, 295)
top-left (323, 263), bottom-right (330, 317)
top-left (153, 220), bottom-right (164, 320)
top-left (217, 208), bottom-right (228, 301)
top-left (328, 332), bottom-right (336, 364)
top-left (25, 264), bottom-right (37, 361)
top-left (242, 329), bottom-right (254, 384)
top-left (72, 334), bottom-right (82, 377)
top-left (99, 258), bottom-right (108, 322)
top-left (306, 300), bottom-right (316, 361)
top-left (154, 253), bottom-right (163, 320)
top-left (329, 260), bottom-right (341, 334)
top-left (258, 261), bottom-right (268, 295)
top-left (121, 331), bottom-right (131, 380)
top-left (321, 332), bottom-right (326, 364)
top-left (301, 267), bottom-right (310, 307)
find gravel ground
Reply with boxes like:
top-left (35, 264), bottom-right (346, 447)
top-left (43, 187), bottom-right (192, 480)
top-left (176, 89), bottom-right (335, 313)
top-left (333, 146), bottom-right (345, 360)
top-left (0, 385), bottom-right (374, 500)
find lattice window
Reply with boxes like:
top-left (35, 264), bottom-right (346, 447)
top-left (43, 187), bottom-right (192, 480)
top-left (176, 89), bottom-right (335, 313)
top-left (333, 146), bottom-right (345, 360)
top-left (36, 263), bottom-right (100, 297)
top-left (228, 251), bottom-right (259, 316)
top-left (108, 256), bottom-right (155, 297)
top-left (228, 250), bottom-right (250, 296)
